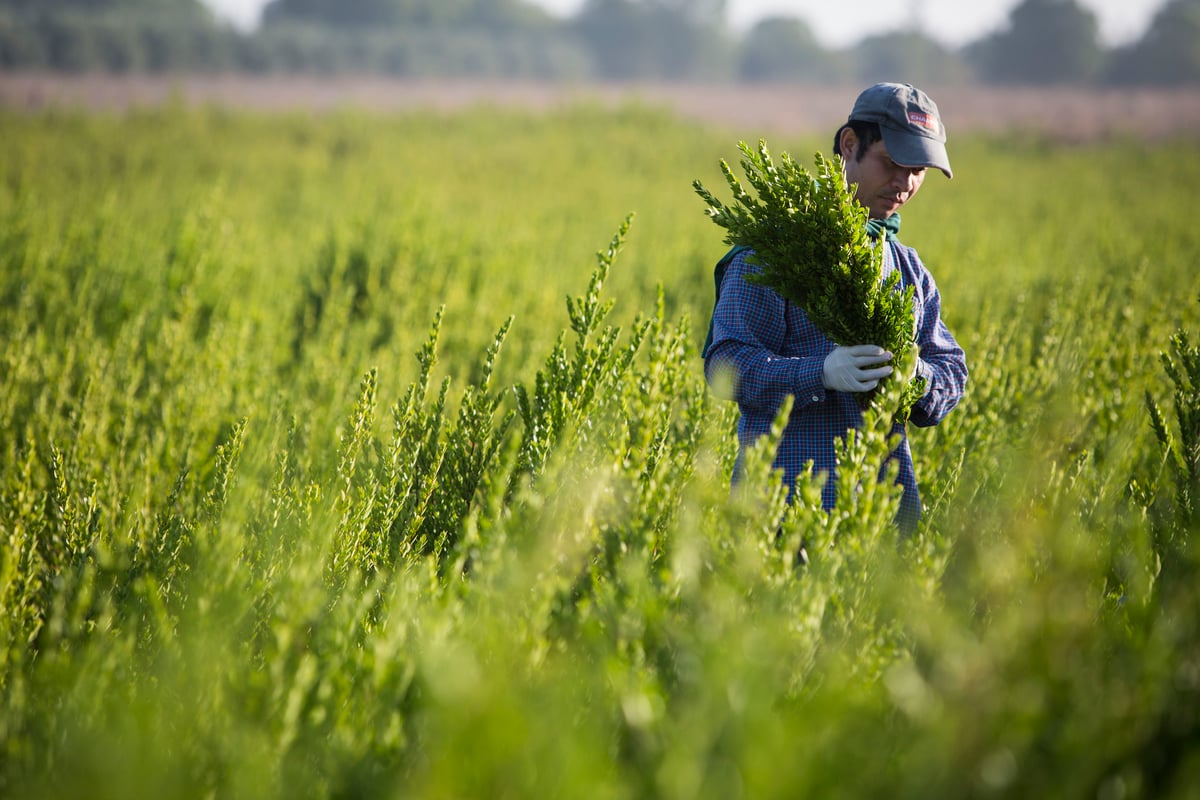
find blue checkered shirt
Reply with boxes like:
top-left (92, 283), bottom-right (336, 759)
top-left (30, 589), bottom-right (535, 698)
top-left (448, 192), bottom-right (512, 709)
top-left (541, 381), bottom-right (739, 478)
top-left (703, 243), bottom-right (967, 530)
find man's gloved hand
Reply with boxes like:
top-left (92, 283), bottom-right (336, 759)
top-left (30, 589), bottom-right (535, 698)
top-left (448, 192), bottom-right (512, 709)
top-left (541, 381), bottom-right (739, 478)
top-left (822, 345), bottom-right (894, 393)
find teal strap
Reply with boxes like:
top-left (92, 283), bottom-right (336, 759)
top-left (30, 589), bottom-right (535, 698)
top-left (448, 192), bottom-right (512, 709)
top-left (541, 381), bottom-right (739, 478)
top-left (702, 244), bottom-right (752, 358)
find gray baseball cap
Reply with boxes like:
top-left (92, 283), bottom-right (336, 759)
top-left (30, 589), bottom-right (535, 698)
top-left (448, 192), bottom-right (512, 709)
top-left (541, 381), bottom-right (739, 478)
top-left (847, 82), bottom-right (953, 179)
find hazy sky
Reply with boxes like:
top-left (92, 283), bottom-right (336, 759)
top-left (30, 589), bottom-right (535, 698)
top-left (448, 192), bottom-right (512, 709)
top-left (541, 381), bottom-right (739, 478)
top-left (202, 0), bottom-right (1168, 47)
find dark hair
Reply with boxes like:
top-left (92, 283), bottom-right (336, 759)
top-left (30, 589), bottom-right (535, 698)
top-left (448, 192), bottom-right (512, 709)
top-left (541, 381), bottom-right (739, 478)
top-left (833, 120), bottom-right (882, 161)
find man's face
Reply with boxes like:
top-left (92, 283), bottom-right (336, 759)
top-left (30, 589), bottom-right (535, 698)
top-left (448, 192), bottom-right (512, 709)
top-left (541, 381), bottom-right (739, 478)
top-left (841, 131), bottom-right (927, 220)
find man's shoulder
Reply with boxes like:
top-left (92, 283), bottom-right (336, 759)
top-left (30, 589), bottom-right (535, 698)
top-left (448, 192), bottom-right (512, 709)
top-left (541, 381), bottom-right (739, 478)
top-left (887, 239), bottom-right (931, 271)
top-left (886, 237), bottom-right (919, 256)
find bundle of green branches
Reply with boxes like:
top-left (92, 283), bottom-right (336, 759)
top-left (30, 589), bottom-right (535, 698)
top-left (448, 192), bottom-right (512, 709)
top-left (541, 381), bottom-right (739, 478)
top-left (694, 139), bottom-right (925, 414)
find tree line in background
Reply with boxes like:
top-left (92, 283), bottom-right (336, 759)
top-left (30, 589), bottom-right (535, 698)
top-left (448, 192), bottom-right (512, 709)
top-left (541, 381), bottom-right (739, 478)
top-left (0, 0), bottom-right (1197, 86)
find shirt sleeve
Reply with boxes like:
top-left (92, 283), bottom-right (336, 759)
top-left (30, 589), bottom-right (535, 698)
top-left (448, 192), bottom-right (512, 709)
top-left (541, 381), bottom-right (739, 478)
top-left (703, 251), bottom-right (827, 412)
top-left (907, 262), bottom-right (968, 428)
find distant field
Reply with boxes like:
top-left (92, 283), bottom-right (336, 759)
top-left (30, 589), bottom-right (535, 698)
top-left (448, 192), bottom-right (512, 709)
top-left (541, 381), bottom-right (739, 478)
top-left (4, 72), bottom-right (1200, 140)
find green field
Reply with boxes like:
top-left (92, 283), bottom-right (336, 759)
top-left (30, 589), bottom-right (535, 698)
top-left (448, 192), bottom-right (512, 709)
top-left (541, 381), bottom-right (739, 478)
top-left (2, 103), bottom-right (1199, 798)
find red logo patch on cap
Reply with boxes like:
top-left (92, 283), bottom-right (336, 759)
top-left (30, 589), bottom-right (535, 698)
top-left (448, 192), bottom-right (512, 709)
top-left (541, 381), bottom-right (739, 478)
top-left (907, 110), bottom-right (938, 131)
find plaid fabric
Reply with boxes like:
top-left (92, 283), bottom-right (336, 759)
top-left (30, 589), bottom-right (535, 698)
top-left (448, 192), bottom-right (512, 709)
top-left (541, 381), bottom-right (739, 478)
top-left (703, 244), bottom-right (967, 531)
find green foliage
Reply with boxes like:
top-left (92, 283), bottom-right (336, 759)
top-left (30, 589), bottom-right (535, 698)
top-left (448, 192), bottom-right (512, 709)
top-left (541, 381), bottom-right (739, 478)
top-left (1, 0), bottom-right (1199, 84)
top-left (1142, 311), bottom-right (1200, 578)
top-left (737, 16), bottom-right (842, 83)
top-left (513, 213), bottom-right (649, 483)
top-left (260, 0), bottom-right (554, 29)
top-left (694, 139), bottom-right (924, 412)
top-left (0, 106), bottom-right (1199, 798)
top-left (850, 31), bottom-right (975, 87)
top-left (966, 0), bottom-right (1104, 85)
top-left (1108, 0), bottom-right (1200, 86)
top-left (572, 0), bottom-right (734, 80)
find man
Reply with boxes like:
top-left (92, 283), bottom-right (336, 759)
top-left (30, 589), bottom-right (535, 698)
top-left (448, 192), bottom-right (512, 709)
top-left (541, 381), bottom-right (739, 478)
top-left (703, 82), bottom-right (968, 533)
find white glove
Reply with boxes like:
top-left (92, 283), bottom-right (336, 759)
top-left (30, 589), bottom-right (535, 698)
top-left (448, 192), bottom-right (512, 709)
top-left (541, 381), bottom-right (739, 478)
top-left (822, 345), bottom-right (894, 393)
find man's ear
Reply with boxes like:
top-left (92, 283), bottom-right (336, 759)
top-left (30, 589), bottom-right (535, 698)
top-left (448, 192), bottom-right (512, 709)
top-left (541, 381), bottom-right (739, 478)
top-left (838, 126), bottom-right (859, 160)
